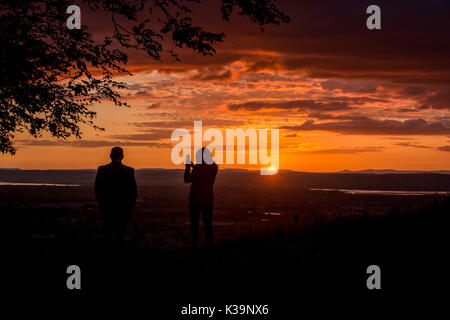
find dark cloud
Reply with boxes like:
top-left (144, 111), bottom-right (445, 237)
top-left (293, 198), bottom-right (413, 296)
top-left (320, 79), bottom-right (379, 93)
top-left (281, 118), bottom-right (450, 135)
top-left (190, 69), bottom-right (233, 81)
top-left (227, 99), bottom-right (351, 111)
top-left (420, 88), bottom-right (450, 110)
top-left (438, 145), bottom-right (450, 152)
top-left (132, 121), bottom-right (194, 129)
top-left (395, 108), bottom-right (419, 113)
top-left (307, 113), bottom-right (368, 121)
top-left (297, 147), bottom-right (383, 154)
top-left (228, 96), bottom-right (386, 112)
top-left (131, 119), bottom-right (247, 129)
top-left (18, 140), bottom-right (171, 148)
top-left (395, 142), bottom-right (432, 149)
top-left (284, 133), bottom-right (297, 138)
top-left (244, 59), bottom-right (280, 73)
top-left (123, 89), bottom-right (154, 99)
top-left (146, 102), bottom-right (162, 109)
top-left (110, 131), bottom-right (171, 141)
top-left (382, 137), bottom-right (417, 141)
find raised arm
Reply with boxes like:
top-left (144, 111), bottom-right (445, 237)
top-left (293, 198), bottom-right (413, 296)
top-left (184, 164), bottom-right (193, 183)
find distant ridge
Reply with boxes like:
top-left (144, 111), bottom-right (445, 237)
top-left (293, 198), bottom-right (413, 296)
top-left (336, 169), bottom-right (450, 175)
top-left (1, 168), bottom-right (449, 190)
top-left (1, 168), bottom-right (450, 174)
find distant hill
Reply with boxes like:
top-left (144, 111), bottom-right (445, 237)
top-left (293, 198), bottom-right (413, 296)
top-left (336, 169), bottom-right (450, 175)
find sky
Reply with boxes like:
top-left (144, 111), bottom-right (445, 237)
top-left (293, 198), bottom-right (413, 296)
top-left (1, 0), bottom-right (450, 171)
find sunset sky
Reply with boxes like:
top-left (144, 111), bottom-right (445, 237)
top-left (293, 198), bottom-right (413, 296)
top-left (1, 0), bottom-right (450, 171)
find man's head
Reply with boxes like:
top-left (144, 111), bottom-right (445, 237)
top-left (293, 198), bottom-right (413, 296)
top-left (110, 146), bottom-right (124, 161)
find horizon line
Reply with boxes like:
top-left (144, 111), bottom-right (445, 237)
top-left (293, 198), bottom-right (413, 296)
top-left (1, 167), bottom-right (450, 174)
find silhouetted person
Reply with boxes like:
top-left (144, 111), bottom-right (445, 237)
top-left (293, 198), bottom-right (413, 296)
top-left (95, 147), bottom-right (137, 248)
top-left (184, 148), bottom-right (218, 257)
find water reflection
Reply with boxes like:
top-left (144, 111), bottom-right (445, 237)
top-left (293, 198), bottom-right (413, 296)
top-left (0, 182), bottom-right (80, 187)
top-left (264, 212), bottom-right (281, 216)
top-left (310, 188), bottom-right (449, 196)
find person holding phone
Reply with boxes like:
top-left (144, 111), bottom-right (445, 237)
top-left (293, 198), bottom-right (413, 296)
top-left (184, 147), bottom-right (218, 257)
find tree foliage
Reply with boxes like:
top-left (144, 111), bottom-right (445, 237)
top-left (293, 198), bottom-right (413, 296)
top-left (0, 0), bottom-right (289, 154)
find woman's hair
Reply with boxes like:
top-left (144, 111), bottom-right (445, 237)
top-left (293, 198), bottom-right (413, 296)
top-left (195, 147), bottom-right (214, 165)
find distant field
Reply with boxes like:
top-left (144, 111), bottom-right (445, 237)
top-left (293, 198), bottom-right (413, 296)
top-left (1, 168), bottom-right (450, 190)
